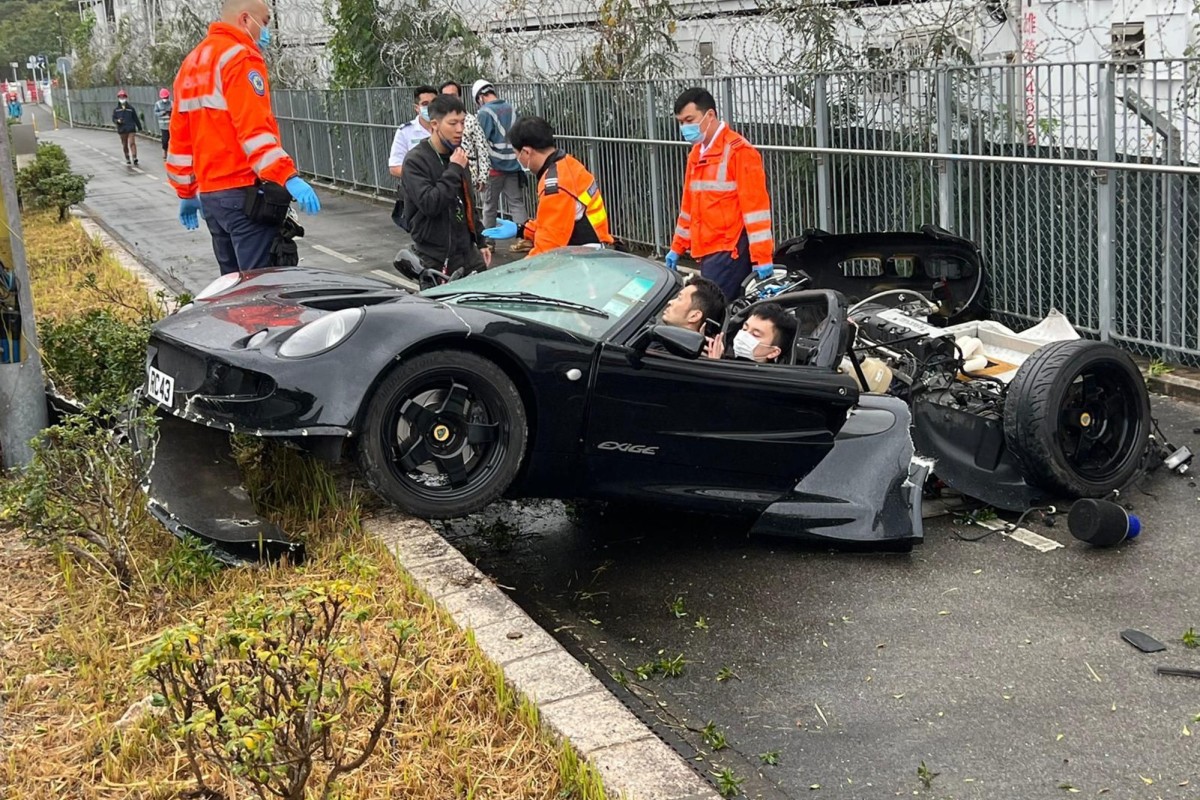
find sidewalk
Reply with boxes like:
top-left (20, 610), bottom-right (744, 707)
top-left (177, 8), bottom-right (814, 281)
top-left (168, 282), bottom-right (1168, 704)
top-left (32, 106), bottom-right (522, 296)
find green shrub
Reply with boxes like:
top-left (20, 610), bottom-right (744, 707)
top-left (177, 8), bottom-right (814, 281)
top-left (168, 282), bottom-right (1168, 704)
top-left (1, 411), bottom-right (157, 591)
top-left (39, 308), bottom-right (150, 409)
top-left (133, 582), bottom-right (413, 799)
top-left (17, 142), bottom-right (89, 220)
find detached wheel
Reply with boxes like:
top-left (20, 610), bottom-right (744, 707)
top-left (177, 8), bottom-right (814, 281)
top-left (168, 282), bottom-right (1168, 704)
top-left (358, 350), bottom-right (527, 519)
top-left (1003, 339), bottom-right (1150, 498)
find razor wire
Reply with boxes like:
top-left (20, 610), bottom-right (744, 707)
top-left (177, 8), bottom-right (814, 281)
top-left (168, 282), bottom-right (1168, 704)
top-left (70, 0), bottom-right (1200, 91)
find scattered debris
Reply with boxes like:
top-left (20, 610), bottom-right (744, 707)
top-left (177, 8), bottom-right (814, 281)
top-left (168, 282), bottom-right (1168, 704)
top-left (1156, 666), bottom-right (1200, 680)
top-left (1120, 629), bottom-right (1166, 653)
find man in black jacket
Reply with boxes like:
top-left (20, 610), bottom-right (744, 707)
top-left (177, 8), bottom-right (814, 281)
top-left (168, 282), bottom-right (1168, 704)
top-left (112, 89), bottom-right (143, 165)
top-left (400, 94), bottom-right (493, 276)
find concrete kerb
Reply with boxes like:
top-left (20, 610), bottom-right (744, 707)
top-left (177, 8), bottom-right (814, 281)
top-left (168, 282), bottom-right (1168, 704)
top-left (370, 512), bottom-right (721, 800)
top-left (63, 218), bottom-right (721, 800)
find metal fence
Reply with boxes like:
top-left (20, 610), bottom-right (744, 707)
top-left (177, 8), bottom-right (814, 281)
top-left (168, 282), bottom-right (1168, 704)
top-left (65, 60), bottom-right (1200, 362)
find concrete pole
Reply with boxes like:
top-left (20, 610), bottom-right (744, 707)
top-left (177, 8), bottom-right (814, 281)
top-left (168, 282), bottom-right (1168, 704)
top-left (0, 121), bottom-right (49, 467)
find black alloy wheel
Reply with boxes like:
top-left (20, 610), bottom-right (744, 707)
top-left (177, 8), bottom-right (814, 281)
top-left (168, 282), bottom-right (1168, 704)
top-left (358, 350), bottom-right (527, 518)
top-left (1003, 339), bottom-right (1150, 498)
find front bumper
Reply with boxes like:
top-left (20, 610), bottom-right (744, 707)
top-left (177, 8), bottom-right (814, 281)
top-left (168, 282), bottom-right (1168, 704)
top-left (141, 411), bottom-right (305, 564)
top-left (146, 336), bottom-right (354, 438)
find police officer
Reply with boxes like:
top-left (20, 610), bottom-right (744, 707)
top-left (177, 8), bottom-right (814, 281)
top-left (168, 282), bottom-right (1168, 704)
top-left (167, 0), bottom-right (320, 274)
top-left (388, 85), bottom-right (437, 178)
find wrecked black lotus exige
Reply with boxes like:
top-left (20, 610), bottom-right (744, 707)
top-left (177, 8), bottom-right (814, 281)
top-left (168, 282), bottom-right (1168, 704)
top-left (143, 249), bottom-right (929, 559)
top-left (747, 225), bottom-right (1154, 512)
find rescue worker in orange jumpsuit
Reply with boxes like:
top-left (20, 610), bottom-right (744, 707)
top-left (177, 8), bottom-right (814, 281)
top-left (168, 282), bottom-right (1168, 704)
top-left (497, 115), bottom-right (614, 257)
top-left (665, 87), bottom-right (775, 300)
top-left (167, 0), bottom-right (320, 275)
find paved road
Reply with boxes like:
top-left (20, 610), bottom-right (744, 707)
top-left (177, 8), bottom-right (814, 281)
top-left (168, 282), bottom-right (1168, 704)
top-left (438, 397), bottom-right (1200, 800)
top-left (32, 107), bottom-right (522, 295)
top-left (32, 105), bottom-right (1200, 800)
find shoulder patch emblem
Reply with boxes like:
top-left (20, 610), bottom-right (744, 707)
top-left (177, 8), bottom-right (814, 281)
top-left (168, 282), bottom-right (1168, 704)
top-left (248, 70), bottom-right (266, 96)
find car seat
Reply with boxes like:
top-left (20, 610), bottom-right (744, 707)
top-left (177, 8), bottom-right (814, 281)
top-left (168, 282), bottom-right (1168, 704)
top-left (769, 290), bottom-right (850, 368)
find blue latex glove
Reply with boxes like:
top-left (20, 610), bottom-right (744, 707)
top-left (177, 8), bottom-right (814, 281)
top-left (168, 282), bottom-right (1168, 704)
top-left (753, 264), bottom-right (775, 280)
top-left (286, 176), bottom-right (321, 215)
top-left (482, 219), bottom-right (518, 240)
top-left (178, 198), bottom-right (202, 230)
top-left (664, 250), bottom-right (679, 271)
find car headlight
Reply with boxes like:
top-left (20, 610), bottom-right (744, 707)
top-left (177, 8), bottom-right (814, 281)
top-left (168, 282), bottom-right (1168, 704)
top-left (278, 307), bottom-right (364, 358)
top-left (195, 273), bottom-right (242, 300)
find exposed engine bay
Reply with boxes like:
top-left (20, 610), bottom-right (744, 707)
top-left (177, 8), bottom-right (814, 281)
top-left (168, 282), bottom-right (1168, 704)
top-left (744, 226), bottom-right (1177, 511)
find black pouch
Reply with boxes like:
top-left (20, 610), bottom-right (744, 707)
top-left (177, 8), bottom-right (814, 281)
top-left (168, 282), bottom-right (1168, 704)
top-left (391, 183), bottom-right (410, 232)
top-left (243, 179), bottom-right (292, 226)
top-left (269, 214), bottom-right (305, 267)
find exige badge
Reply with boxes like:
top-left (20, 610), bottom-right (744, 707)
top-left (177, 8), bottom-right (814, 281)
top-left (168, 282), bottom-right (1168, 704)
top-left (598, 441), bottom-right (658, 455)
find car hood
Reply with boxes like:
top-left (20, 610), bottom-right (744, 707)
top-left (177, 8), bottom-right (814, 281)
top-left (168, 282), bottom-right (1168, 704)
top-left (155, 268), bottom-right (413, 347)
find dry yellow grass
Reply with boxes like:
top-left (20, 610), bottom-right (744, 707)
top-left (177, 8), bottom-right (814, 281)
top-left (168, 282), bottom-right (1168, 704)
top-left (0, 212), bottom-right (606, 800)
top-left (22, 210), bottom-right (156, 324)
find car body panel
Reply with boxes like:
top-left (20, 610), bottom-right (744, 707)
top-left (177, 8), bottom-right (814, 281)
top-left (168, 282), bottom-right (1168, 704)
top-left (773, 224), bottom-right (987, 322)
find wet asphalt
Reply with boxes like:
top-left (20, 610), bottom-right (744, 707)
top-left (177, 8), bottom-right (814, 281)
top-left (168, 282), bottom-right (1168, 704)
top-left (36, 107), bottom-right (1200, 800)
top-left (436, 402), bottom-right (1200, 800)
top-left (29, 108), bottom-right (524, 297)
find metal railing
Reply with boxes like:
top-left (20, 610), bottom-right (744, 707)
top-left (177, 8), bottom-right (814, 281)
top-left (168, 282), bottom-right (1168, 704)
top-left (65, 59), bottom-right (1200, 361)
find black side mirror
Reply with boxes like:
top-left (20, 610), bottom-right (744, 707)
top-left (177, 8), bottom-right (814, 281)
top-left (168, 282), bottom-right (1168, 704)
top-left (631, 324), bottom-right (706, 359)
top-left (393, 248), bottom-right (423, 280)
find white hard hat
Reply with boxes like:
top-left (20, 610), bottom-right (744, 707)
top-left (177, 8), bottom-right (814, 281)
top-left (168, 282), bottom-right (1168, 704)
top-left (471, 79), bottom-right (494, 103)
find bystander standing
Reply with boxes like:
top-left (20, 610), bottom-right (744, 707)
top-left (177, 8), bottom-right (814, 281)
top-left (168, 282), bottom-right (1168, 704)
top-left (665, 87), bottom-right (775, 300)
top-left (153, 89), bottom-right (172, 160)
top-left (471, 79), bottom-right (529, 250)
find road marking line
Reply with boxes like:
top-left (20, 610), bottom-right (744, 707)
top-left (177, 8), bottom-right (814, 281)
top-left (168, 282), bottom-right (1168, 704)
top-left (145, 174), bottom-right (159, 180)
top-left (976, 518), bottom-right (1064, 552)
top-left (311, 244), bottom-right (358, 263)
top-left (131, 167), bottom-right (146, 174)
top-left (370, 269), bottom-right (414, 289)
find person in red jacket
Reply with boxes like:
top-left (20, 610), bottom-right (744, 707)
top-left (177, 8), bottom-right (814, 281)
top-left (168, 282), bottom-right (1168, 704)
top-left (505, 115), bottom-right (614, 257)
top-left (167, 0), bottom-right (320, 274)
top-left (665, 87), bottom-right (775, 300)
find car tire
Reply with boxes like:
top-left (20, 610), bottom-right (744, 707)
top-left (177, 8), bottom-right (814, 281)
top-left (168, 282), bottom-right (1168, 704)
top-left (1003, 339), bottom-right (1150, 498)
top-left (358, 350), bottom-right (527, 519)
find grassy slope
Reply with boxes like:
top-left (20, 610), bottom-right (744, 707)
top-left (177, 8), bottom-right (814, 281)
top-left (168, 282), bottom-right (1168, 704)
top-left (0, 212), bottom-right (606, 800)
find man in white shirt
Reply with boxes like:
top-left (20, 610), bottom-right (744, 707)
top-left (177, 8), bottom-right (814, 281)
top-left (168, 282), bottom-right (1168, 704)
top-left (388, 85), bottom-right (437, 178)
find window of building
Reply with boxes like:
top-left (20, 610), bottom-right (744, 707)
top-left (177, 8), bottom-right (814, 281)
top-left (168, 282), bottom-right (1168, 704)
top-left (1110, 22), bottom-right (1145, 73)
top-left (699, 41), bottom-right (715, 77)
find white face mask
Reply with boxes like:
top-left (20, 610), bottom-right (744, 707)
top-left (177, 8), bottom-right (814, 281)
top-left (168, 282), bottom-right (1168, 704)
top-left (732, 329), bottom-right (763, 360)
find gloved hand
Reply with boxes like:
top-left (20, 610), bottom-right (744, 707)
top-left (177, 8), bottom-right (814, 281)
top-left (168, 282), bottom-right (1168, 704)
top-left (178, 198), bottom-right (202, 230)
top-left (664, 250), bottom-right (679, 271)
top-left (753, 264), bottom-right (775, 280)
top-left (482, 219), bottom-right (519, 240)
top-left (286, 176), bottom-right (321, 215)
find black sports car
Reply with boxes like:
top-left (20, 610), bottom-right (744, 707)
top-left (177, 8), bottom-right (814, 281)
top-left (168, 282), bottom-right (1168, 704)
top-left (143, 249), bottom-right (928, 560)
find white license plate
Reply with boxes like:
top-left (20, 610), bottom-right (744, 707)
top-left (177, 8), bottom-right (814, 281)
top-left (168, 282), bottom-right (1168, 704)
top-left (147, 366), bottom-right (175, 407)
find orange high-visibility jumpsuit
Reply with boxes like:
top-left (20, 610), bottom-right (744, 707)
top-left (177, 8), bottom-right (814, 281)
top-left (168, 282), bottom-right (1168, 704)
top-left (166, 22), bottom-right (298, 198)
top-left (521, 151), bottom-right (614, 257)
top-left (670, 125), bottom-right (774, 297)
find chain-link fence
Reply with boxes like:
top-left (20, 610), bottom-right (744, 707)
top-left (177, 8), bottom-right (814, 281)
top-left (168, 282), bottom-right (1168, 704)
top-left (63, 59), bottom-right (1200, 362)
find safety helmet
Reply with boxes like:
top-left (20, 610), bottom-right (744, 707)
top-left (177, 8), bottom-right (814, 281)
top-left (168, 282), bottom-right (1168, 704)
top-left (116, 89), bottom-right (128, 98)
top-left (159, 88), bottom-right (169, 99)
top-left (471, 79), bottom-right (494, 104)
